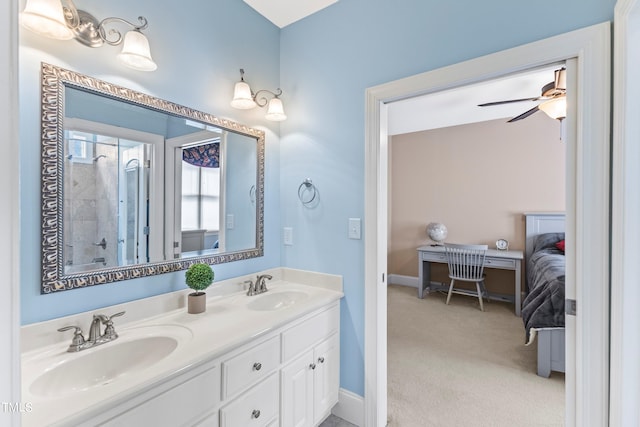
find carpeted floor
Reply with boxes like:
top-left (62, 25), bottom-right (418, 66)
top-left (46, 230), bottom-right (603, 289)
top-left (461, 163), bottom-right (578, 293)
top-left (387, 284), bottom-right (565, 427)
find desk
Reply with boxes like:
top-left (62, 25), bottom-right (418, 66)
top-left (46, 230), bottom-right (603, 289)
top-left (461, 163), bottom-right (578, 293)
top-left (417, 245), bottom-right (524, 316)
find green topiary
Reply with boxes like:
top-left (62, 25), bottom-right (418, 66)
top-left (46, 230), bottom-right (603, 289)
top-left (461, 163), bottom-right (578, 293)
top-left (185, 263), bottom-right (214, 295)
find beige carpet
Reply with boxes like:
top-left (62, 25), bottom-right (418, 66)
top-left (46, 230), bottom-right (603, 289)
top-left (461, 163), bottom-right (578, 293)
top-left (387, 285), bottom-right (564, 427)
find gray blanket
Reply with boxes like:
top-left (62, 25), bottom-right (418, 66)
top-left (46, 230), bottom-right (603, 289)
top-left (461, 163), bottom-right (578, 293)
top-left (521, 232), bottom-right (565, 341)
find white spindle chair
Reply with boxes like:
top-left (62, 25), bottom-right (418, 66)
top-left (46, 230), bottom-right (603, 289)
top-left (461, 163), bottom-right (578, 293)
top-left (444, 243), bottom-right (489, 311)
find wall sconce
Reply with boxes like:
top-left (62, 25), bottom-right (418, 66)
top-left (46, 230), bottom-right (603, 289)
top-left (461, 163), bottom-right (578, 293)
top-left (20, 0), bottom-right (157, 72)
top-left (231, 69), bottom-right (287, 121)
top-left (539, 97), bottom-right (566, 121)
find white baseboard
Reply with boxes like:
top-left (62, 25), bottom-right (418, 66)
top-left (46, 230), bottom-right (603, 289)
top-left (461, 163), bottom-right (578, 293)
top-left (332, 388), bottom-right (364, 426)
top-left (387, 274), bottom-right (419, 288)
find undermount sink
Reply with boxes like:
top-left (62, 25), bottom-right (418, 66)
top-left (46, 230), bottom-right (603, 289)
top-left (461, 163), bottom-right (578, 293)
top-left (246, 290), bottom-right (309, 311)
top-left (27, 325), bottom-right (192, 397)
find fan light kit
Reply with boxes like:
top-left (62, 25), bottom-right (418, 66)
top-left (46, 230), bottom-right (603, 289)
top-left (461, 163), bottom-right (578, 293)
top-left (478, 68), bottom-right (566, 122)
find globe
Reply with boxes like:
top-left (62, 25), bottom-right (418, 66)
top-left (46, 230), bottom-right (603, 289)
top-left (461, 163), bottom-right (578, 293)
top-left (426, 222), bottom-right (448, 245)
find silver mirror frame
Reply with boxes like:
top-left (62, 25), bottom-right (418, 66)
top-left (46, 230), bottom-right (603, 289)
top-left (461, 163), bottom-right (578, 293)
top-left (40, 62), bottom-right (265, 293)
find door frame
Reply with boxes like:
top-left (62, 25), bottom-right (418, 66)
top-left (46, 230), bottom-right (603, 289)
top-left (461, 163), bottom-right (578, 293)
top-left (364, 22), bottom-right (611, 427)
top-left (610, 0), bottom-right (640, 425)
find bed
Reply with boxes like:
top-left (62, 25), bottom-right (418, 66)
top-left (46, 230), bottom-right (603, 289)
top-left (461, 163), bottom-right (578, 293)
top-left (522, 213), bottom-right (566, 377)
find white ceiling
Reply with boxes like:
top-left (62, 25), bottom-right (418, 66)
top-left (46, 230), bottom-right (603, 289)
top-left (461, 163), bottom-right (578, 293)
top-left (243, 0), bottom-right (339, 28)
top-left (388, 64), bottom-right (563, 135)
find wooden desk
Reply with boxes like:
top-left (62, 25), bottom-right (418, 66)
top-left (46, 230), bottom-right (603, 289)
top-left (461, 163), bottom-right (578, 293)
top-left (417, 245), bottom-right (524, 316)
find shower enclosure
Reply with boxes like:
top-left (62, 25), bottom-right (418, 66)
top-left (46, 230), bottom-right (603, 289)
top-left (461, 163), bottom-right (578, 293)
top-left (63, 126), bottom-right (153, 273)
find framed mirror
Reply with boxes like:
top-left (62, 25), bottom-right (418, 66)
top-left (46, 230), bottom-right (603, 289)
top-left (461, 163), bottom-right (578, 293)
top-left (41, 63), bottom-right (265, 293)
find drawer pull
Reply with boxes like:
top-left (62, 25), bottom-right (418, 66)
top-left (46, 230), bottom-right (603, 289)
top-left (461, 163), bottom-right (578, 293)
top-left (252, 409), bottom-right (261, 419)
top-left (309, 363), bottom-right (316, 370)
top-left (253, 362), bottom-right (262, 371)
top-left (318, 356), bottom-right (325, 364)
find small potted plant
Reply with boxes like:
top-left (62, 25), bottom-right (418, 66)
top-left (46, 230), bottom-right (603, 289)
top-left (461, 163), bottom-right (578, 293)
top-left (185, 263), bottom-right (214, 314)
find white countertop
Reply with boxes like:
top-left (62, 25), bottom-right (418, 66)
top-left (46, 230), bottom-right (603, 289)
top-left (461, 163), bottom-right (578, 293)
top-left (21, 268), bottom-right (343, 427)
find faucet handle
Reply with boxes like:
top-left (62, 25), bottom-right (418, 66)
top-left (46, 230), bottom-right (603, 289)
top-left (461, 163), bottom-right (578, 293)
top-left (108, 311), bottom-right (125, 321)
top-left (103, 311), bottom-right (125, 340)
top-left (57, 325), bottom-right (85, 350)
top-left (245, 280), bottom-right (255, 296)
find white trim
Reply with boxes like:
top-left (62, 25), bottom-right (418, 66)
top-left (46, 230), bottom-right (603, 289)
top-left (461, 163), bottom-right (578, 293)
top-left (611, 1), bottom-right (640, 425)
top-left (365, 22), bottom-right (611, 427)
top-left (331, 388), bottom-right (364, 427)
top-left (1, 0), bottom-right (20, 424)
top-left (387, 274), bottom-right (418, 288)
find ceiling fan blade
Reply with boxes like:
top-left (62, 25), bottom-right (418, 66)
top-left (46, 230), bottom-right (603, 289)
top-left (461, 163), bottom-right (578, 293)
top-left (478, 97), bottom-right (542, 107)
top-left (507, 105), bottom-right (539, 122)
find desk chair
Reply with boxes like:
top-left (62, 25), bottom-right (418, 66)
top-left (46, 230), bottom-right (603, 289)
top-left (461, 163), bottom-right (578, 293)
top-left (444, 243), bottom-right (489, 311)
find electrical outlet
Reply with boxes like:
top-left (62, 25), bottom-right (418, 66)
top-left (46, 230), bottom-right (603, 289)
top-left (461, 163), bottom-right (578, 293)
top-left (283, 227), bottom-right (293, 245)
top-left (348, 218), bottom-right (361, 239)
top-left (226, 214), bottom-right (234, 229)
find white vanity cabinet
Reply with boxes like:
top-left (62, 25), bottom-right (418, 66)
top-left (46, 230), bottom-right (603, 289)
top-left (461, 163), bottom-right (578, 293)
top-left (95, 360), bottom-right (221, 427)
top-left (281, 333), bottom-right (339, 427)
top-left (40, 298), bottom-right (341, 427)
top-left (280, 303), bottom-right (340, 427)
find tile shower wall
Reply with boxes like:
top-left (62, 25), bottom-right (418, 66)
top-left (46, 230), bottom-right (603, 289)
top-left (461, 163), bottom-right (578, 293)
top-left (63, 143), bottom-right (118, 271)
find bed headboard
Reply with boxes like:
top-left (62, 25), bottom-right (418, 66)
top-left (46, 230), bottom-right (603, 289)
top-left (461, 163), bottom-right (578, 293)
top-left (524, 212), bottom-right (566, 260)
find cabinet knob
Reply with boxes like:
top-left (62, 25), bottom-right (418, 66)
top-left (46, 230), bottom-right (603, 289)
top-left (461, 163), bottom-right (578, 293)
top-left (318, 356), bottom-right (325, 364)
top-left (252, 409), bottom-right (261, 419)
top-left (309, 363), bottom-right (316, 370)
top-left (253, 362), bottom-right (262, 371)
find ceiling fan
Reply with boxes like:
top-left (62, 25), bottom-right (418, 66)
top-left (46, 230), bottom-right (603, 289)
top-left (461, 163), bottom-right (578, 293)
top-left (478, 67), bottom-right (566, 122)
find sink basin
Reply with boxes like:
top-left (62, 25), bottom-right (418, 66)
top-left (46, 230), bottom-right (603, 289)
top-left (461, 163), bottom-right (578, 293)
top-left (27, 325), bottom-right (192, 397)
top-left (246, 290), bottom-right (309, 311)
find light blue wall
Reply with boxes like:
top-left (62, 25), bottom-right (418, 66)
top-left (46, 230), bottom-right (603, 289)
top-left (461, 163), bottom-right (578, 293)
top-left (19, 0), bottom-right (281, 324)
top-left (278, 0), bottom-right (615, 397)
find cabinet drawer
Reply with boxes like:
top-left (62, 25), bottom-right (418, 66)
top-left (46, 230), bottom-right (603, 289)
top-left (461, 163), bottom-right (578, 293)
top-left (483, 257), bottom-right (516, 269)
top-left (282, 303), bottom-right (339, 362)
top-left (219, 373), bottom-right (279, 427)
top-left (222, 336), bottom-right (280, 399)
top-left (421, 251), bottom-right (446, 262)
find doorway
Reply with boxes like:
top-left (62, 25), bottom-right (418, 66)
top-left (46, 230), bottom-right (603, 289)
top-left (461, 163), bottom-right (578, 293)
top-left (364, 22), bottom-right (611, 427)
top-left (385, 68), bottom-right (567, 425)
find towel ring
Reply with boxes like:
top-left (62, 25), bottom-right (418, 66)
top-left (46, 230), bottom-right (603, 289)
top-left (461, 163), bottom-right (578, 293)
top-left (249, 185), bottom-right (256, 204)
top-left (298, 178), bottom-right (317, 205)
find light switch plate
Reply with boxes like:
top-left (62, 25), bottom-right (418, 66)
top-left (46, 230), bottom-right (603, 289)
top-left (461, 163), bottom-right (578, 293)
top-left (226, 214), bottom-right (234, 229)
top-left (348, 218), bottom-right (361, 239)
top-left (283, 227), bottom-right (293, 245)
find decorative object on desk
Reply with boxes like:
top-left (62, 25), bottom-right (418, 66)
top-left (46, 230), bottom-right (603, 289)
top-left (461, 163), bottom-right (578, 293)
top-left (426, 222), bottom-right (448, 246)
top-left (185, 263), bottom-right (214, 314)
top-left (496, 239), bottom-right (509, 251)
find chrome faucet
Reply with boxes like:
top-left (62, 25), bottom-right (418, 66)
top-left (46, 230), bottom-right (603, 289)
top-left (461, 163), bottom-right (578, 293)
top-left (245, 274), bottom-right (272, 296)
top-left (58, 311), bottom-right (125, 352)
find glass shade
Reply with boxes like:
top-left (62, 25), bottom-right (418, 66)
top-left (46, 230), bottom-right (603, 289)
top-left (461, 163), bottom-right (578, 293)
top-left (20, 0), bottom-right (74, 40)
top-left (539, 97), bottom-right (566, 120)
top-left (231, 81), bottom-right (257, 109)
top-left (265, 97), bottom-right (287, 121)
top-left (117, 30), bottom-right (157, 72)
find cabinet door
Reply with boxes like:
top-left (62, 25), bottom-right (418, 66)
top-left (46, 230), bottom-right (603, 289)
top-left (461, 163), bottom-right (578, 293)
top-left (280, 350), bottom-right (314, 427)
top-left (313, 333), bottom-right (340, 425)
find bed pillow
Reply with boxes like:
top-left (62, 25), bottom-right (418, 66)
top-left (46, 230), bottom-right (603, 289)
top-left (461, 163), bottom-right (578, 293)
top-left (555, 239), bottom-right (565, 252)
top-left (532, 232), bottom-right (566, 254)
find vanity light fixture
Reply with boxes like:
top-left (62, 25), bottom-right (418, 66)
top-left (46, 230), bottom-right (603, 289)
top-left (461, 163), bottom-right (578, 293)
top-left (231, 69), bottom-right (287, 121)
top-left (20, 0), bottom-right (157, 72)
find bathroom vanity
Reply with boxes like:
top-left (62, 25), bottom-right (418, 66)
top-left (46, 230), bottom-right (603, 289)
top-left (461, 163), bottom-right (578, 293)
top-left (21, 268), bottom-right (343, 427)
